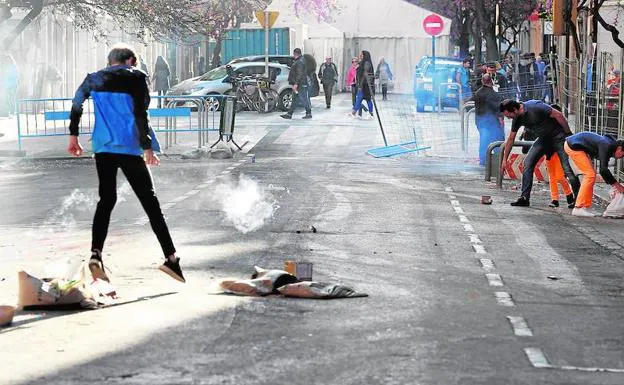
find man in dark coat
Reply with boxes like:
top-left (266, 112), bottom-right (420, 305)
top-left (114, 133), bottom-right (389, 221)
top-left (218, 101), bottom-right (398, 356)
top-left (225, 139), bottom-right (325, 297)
top-left (318, 56), bottom-right (338, 108)
top-left (472, 74), bottom-right (504, 165)
top-left (281, 48), bottom-right (312, 119)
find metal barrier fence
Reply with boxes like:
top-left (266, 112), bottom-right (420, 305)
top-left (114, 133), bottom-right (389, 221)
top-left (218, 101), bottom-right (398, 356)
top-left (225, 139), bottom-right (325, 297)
top-left (372, 77), bottom-right (479, 160)
top-left (557, 48), bottom-right (624, 183)
top-left (15, 95), bottom-right (234, 152)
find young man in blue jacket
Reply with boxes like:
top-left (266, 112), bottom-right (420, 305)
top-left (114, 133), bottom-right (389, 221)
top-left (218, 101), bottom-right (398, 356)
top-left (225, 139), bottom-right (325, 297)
top-left (67, 44), bottom-right (185, 283)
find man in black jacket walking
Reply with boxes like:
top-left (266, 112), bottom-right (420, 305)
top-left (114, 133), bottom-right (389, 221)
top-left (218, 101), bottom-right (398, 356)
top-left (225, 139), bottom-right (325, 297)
top-left (67, 44), bottom-right (185, 283)
top-left (281, 48), bottom-right (312, 119)
top-left (318, 56), bottom-right (338, 108)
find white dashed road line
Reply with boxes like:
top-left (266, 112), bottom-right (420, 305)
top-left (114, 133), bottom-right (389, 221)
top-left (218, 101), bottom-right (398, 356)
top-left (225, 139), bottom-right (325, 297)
top-left (495, 292), bottom-right (515, 307)
top-left (507, 316), bottom-right (533, 336)
top-left (472, 244), bottom-right (487, 254)
top-left (479, 258), bottom-right (495, 270)
top-left (468, 234), bottom-right (482, 244)
top-left (486, 273), bottom-right (504, 287)
top-left (525, 348), bottom-right (551, 368)
top-left (448, 186), bottom-right (624, 374)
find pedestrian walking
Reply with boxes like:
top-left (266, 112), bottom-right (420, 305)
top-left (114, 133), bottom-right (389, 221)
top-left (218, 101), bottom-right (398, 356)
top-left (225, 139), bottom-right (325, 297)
top-left (67, 44), bottom-right (185, 283)
top-left (0, 54), bottom-right (19, 116)
top-left (197, 56), bottom-right (206, 76)
top-left (472, 74), bottom-right (504, 166)
top-left (152, 55), bottom-right (170, 108)
top-left (517, 54), bottom-right (535, 101)
top-left (138, 55), bottom-right (149, 78)
top-left (281, 48), bottom-right (312, 120)
top-left (535, 54), bottom-right (546, 100)
top-left (349, 50), bottom-right (375, 119)
top-left (500, 99), bottom-right (580, 207)
top-left (376, 57), bottom-right (393, 101)
top-left (564, 132), bottom-right (624, 216)
top-left (346, 57), bottom-right (358, 107)
top-left (318, 56), bottom-right (338, 108)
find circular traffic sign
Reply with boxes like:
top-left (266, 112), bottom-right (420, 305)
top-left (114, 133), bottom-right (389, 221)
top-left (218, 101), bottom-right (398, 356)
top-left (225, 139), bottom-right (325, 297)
top-left (423, 14), bottom-right (444, 36)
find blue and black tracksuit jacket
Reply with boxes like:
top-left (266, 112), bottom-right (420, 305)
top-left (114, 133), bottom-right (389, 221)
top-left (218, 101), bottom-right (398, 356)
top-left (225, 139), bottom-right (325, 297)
top-left (69, 65), bottom-right (156, 156)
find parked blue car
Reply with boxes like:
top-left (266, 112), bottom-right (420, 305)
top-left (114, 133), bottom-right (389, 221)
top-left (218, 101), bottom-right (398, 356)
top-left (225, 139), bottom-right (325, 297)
top-left (413, 57), bottom-right (464, 112)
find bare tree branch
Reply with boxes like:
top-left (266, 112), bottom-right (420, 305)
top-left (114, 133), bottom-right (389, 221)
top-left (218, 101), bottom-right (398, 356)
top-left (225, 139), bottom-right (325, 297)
top-left (595, 10), bottom-right (624, 48)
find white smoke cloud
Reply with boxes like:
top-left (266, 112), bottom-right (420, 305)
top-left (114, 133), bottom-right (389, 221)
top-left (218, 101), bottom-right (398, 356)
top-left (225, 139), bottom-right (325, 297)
top-left (44, 182), bottom-right (132, 230)
top-left (213, 174), bottom-right (277, 233)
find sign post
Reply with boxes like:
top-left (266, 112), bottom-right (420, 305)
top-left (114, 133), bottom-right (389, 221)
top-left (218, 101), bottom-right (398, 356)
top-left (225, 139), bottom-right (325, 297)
top-left (255, 10), bottom-right (280, 77)
top-left (423, 14), bottom-right (444, 73)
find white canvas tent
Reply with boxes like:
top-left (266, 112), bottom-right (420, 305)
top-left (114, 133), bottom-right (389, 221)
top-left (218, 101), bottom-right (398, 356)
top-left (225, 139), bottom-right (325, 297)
top-left (253, 0), bottom-right (452, 93)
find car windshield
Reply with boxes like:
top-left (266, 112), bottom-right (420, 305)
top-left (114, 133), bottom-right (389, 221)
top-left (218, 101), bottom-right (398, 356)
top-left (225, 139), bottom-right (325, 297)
top-left (198, 66), bottom-right (228, 81)
top-left (424, 61), bottom-right (462, 77)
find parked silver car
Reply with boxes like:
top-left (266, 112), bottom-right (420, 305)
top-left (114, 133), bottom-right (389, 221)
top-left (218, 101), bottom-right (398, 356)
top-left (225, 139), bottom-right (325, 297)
top-left (167, 62), bottom-right (294, 111)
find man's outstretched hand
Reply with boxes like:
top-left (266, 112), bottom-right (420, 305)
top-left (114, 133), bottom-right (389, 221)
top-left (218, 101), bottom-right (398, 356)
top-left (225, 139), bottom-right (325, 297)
top-left (67, 135), bottom-right (83, 157)
top-left (144, 149), bottom-right (160, 166)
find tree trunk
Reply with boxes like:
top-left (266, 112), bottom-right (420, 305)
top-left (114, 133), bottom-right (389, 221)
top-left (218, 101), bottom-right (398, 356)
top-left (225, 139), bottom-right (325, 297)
top-left (471, 18), bottom-right (483, 64)
top-left (483, 29), bottom-right (499, 61)
top-left (211, 37), bottom-right (223, 69)
top-left (474, 0), bottom-right (499, 61)
top-left (458, 14), bottom-right (470, 58)
top-left (2, 0), bottom-right (43, 50)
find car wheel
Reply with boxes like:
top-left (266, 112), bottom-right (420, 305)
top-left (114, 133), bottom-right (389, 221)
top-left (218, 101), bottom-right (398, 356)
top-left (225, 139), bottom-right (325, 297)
top-left (204, 94), bottom-right (222, 112)
top-left (278, 89), bottom-right (293, 111)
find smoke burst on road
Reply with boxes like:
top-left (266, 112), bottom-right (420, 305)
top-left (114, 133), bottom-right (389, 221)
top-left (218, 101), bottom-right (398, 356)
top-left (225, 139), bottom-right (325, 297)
top-left (44, 183), bottom-right (132, 230)
top-left (213, 174), bottom-right (277, 233)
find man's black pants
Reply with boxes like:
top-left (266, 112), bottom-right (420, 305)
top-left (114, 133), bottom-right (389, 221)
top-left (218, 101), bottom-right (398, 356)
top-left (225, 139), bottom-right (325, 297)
top-left (323, 82), bottom-right (334, 107)
top-left (521, 135), bottom-right (580, 200)
top-left (92, 153), bottom-right (176, 257)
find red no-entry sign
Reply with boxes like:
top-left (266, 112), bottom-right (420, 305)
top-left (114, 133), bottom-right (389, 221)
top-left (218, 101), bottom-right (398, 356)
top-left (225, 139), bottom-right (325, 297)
top-left (423, 14), bottom-right (444, 36)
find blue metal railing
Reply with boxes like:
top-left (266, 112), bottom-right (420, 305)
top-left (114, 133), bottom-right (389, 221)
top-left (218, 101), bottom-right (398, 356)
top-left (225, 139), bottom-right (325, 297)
top-left (15, 95), bottom-right (229, 151)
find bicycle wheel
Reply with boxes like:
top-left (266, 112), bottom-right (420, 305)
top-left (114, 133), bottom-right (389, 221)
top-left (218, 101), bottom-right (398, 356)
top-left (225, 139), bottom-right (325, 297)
top-left (256, 89), bottom-right (278, 113)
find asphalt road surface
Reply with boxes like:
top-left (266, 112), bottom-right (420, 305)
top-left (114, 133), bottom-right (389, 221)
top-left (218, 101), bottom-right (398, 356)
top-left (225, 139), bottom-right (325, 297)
top-left (1, 94), bottom-right (623, 385)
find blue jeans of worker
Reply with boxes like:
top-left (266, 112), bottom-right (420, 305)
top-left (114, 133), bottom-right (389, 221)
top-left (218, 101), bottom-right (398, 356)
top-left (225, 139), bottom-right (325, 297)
top-left (475, 114), bottom-right (504, 166)
top-left (287, 85), bottom-right (311, 116)
top-left (353, 90), bottom-right (373, 116)
top-left (461, 85), bottom-right (472, 101)
top-left (520, 135), bottom-right (580, 200)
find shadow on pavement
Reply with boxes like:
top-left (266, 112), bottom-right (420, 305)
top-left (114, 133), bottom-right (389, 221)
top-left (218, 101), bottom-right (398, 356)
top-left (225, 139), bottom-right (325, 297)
top-left (0, 291), bottom-right (177, 334)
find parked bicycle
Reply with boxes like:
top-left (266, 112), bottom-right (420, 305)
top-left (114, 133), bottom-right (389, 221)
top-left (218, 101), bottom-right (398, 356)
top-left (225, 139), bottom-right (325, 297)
top-left (224, 66), bottom-right (279, 113)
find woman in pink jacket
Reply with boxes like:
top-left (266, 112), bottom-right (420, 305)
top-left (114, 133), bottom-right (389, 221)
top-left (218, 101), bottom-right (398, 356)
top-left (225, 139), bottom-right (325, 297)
top-left (346, 57), bottom-right (358, 110)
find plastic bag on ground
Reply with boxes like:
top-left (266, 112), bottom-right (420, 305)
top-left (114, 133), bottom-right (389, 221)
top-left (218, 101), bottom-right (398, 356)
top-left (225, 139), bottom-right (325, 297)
top-left (219, 266), bottom-right (298, 296)
top-left (278, 281), bottom-right (368, 299)
top-left (603, 188), bottom-right (624, 218)
top-left (17, 271), bottom-right (97, 310)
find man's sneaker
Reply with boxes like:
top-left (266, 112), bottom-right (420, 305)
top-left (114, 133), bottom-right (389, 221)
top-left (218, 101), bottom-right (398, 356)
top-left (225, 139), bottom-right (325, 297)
top-left (280, 114), bottom-right (292, 119)
top-left (510, 196), bottom-right (530, 207)
top-left (302, 114), bottom-right (312, 119)
top-left (566, 194), bottom-right (576, 209)
top-left (88, 256), bottom-right (110, 282)
top-left (549, 200), bottom-right (559, 208)
top-left (159, 257), bottom-right (186, 282)
top-left (572, 207), bottom-right (595, 217)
